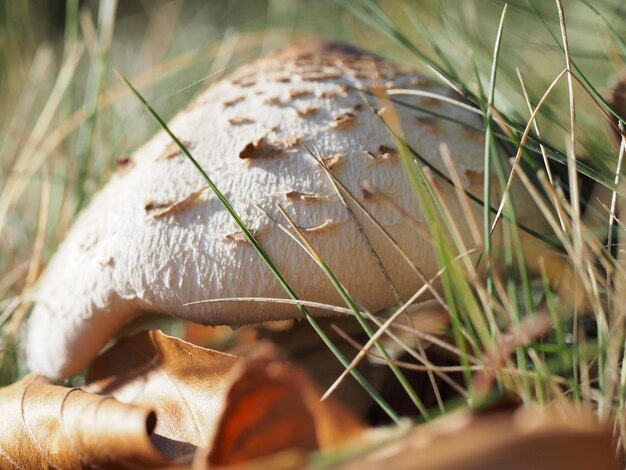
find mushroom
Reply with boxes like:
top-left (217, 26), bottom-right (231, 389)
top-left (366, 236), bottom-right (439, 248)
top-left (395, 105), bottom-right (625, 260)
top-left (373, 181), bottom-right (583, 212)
top-left (27, 39), bottom-right (551, 380)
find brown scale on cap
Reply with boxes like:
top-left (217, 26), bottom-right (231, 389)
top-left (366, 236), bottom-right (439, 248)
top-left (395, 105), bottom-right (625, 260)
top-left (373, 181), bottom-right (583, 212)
top-left (238, 135), bottom-right (300, 160)
top-left (320, 153), bottom-right (345, 170)
top-left (144, 186), bottom-right (208, 220)
top-left (289, 89), bottom-right (312, 99)
top-left (364, 145), bottom-right (397, 162)
top-left (223, 230), bottom-right (256, 244)
top-left (228, 117), bottom-right (255, 126)
top-left (330, 112), bottom-right (357, 130)
top-left (413, 116), bottom-right (443, 136)
top-left (296, 106), bottom-right (319, 118)
top-left (115, 156), bottom-right (134, 175)
top-left (157, 140), bottom-right (192, 161)
top-left (284, 191), bottom-right (325, 202)
top-left (222, 95), bottom-right (245, 108)
top-left (238, 138), bottom-right (286, 160)
top-left (264, 96), bottom-right (282, 106)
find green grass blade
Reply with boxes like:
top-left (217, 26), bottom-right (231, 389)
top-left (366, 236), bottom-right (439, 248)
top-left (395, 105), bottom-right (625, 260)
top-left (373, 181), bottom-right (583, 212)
top-left (276, 201), bottom-right (430, 419)
top-left (483, 4), bottom-right (508, 298)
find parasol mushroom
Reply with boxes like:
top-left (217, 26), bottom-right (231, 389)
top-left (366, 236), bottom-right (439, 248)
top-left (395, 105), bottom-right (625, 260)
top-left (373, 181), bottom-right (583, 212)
top-left (27, 39), bottom-right (555, 380)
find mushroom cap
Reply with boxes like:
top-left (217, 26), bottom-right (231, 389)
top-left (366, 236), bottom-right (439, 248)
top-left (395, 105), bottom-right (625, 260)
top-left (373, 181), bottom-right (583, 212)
top-left (27, 39), bottom-right (544, 379)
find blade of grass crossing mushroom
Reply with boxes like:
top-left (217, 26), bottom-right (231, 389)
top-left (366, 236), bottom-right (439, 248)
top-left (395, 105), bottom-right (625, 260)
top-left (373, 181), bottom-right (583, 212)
top-left (303, 147), bottom-right (403, 307)
top-left (373, 88), bottom-right (493, 387)
top-left (391, 118), bottom-right (481, 390)
top-left (307, 149), bottom-right (447, 308)
top-left (483, 4), bottom-right (508, 299)
top-left (360, 83), bottom-right (618, 194)
top-left (275, 204), bottom-right (430, 419)
top-left (117, 71), bottom-right (401, 423)
top-left (387, 89), bottom-right (482, 115)
top-left (186, 296), bottom-right (476, 369)
top-left (322, 252), bottom-right (472, 403)
top-left (363, 93), bottom-right (560, 248)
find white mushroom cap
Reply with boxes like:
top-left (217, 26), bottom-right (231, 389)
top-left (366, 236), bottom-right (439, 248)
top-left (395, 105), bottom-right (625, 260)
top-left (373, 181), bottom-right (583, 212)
top-left (27, 40), bottom-right (544, 379)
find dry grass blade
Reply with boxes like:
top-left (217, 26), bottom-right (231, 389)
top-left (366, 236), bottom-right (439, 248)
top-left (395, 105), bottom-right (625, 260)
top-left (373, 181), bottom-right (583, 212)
top-left (322, 249), bottom-right (476, 402)
top-left (274, 204), bottom-right (430, 417)
top-left (489, 68), bottom-right (567, 235)
top-left (387, 89), bottom-right (482, 115)
top-left (439, 143), bottom-right (482, 247)
top-left (555, 0), bottom-right (582, 265)
top-left (515, 67), bottom-right (567, 231)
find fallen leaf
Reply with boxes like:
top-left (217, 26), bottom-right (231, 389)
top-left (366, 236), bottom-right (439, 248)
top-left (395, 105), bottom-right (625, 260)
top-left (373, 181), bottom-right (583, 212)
top-left (85, 330), bottom-right (239, 460)
top-left (338, 405), bottom-right (619, 470)
top-left (0, 374), bottom-right (168, 469)
top-left (207, 345), bottom-right (364, 467)
top-left (1, 331), bottom-right (365, 469)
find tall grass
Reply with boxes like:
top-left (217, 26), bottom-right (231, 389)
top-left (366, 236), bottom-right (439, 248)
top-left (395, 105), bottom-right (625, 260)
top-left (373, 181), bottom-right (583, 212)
top-left (343, 0), bottom-right (626, 452)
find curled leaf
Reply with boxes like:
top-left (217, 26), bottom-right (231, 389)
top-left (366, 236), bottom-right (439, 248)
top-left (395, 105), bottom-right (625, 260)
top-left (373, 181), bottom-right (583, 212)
top-left (338, 406), bottom-right (619, 470)
top-left (0, 374), bottom-right (167, 469)
top-left (208, 345), bottom-right (364, 467)
top-left (85, 330), bottom-right (239, 460)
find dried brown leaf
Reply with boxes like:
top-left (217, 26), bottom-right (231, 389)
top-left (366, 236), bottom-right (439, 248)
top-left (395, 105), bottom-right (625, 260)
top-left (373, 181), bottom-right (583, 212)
top-left (207, 345), bottom-right (364, 467)
top-left (1, 331), bottom-right (365, 469)
top-left (85, 330), bottom-right (238, 460)
top-left (339, 406), bottom-right (619, 470)
top-left (0, 374), bottom-right (168, 469)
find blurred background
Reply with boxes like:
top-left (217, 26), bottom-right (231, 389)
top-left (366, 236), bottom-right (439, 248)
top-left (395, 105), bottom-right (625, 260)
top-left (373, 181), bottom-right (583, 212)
top-left (1, 0), bottom-right (624, 384)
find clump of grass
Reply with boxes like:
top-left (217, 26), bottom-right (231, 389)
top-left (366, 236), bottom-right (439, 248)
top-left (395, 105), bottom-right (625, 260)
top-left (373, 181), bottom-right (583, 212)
top-left (344, 0), bottom-right (626, 452)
